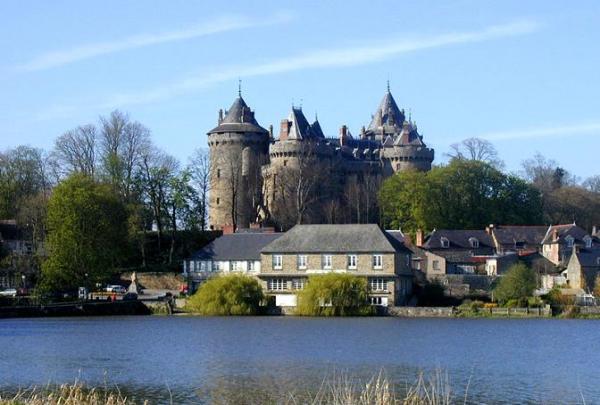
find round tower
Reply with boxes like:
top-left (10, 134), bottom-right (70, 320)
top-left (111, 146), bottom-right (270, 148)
top-left (207, 94), bottom-right (270, 230)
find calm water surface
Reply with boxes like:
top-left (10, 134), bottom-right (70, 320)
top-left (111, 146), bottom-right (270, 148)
top-left (0, 316), bottom-right (598, 404)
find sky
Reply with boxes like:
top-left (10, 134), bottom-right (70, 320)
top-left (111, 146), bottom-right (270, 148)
top-left (1, 1), bottom-right (599, 179)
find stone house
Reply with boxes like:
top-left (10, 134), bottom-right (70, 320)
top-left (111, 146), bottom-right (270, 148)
top-left (563, 248), bottom-right (600, 292)
top-left (487, 224), bottom-right (549, 255)
top-left (259, 224), bottom-right (413, 307)
top-left (183, 231), bottom-right (282, 293)
top-left (541, 224), bottom-right (594, 266)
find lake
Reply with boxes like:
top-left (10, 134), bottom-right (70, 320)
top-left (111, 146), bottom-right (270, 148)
top-left (0, 316), bottom-right (598, 404)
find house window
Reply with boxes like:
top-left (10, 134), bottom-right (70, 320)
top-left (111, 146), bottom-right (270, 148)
top-left (292, 278), bottom-right (305, 290)
top-left (469, 238), bottom-right (479, 248)
top-left (322, 254), bottom-right (332, 269)
top-left (440, 237), bottom-right (450, 248)
top-left (372, 254), bottom-right (383, 269)
top-left (369, 278), bottom-right (387, 292)
top-left (369, 296), bottom-right (383, 306)
top-left (297, 255), bottom-right (307, 270)
top-left (248, 261), bottom-right (255, 272)
top-left (432, 260), bottom-right (440, 271)
top-left (268, 278), bottom-right (287, 291)
top-left (232, 261), bottom-right (244, 272)
top-left (566, 236), bottom-right (574, 248)
top-left (273, 255), bottom-right (283, 269)
top-left (347, 254), bottom-right (357, 269)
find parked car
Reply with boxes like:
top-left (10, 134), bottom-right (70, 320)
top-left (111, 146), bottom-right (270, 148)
top-left (105, 285), bottom-right (127, 294)
top-left (0, 289), bottom-right (17, 297)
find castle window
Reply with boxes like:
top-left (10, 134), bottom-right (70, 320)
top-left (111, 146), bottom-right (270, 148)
top-left (584, 236), bottom-right (592, 249)
top-left (469, 237), bottom-right (479, 248)
top-left (440, 237), bottom-right (450, 248)
top-left (216, 169), bottom-right (221, 178)
top-left (216, 198), bottom-right (220, 205)
top-left (283, 160), bottom-right (288, 167)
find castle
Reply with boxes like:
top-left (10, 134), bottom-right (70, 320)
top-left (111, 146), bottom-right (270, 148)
top-left (207, 85), bottom-right (435, 230)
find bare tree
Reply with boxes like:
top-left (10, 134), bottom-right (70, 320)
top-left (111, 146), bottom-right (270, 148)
top-left (447, 137), bottom-right (504, 169)
top-left (521, 152), bottom-right (577, 193)
top-left (188, 148), bottom-right (211, 230)
top-left (53, 125), bottom-right (97, 177)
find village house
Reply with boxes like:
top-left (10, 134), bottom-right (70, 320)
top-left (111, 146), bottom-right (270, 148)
top-left (563, 248), bottom-right (600, 292)
top-left (487, 224), bottom-right (549, 255)
top-left (259, 224), bottom-right (413, 307)
top-left (183, 229), bottom-right (282, 293)
top-left (541, 224), bottom-right (595, 266)
top-left (0, 219), bottom-right (41, 289)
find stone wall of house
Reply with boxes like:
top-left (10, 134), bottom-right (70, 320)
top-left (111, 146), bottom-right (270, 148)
top-left (260, 252), bottom-right (396, 274)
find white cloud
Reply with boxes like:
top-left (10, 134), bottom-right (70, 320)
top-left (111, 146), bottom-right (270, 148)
top-left (100, 19), bottom-right (542, 108)
top-left (19, 12), bottom-right (292, 72)
top-left (476, 122), bottom-right (600, 141)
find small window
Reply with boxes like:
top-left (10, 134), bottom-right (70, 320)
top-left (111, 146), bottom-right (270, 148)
top-left (440, 237), bottom-right (450, 248)
top-left (248, 261), bottom-right (255, 272)
top-left (322, 254), bottom-right (332, 269)
top-left (283, 160), bottom-right (288, 167)
top-left (372, 254), bottom-right (383, 269)
top-left (216, 197), bottom-right (220, 205)
top-left (268, 278), bottom-right (286, 291)
top-left (347, 254), bottom-right (357, 269)
top-left (432, 260), bottom-right (440, 271)
top-left (369, 278), bottom-right (387, 292)
top-left (469, 237), bottom-right (479, 248)
top-left (566, 236), bottom-right (575, 248)
top-left (273, 255), bottom-right (283, 269)
top-left (292, 278), bottom-right (305, 290)
top-left (584, 236), bottom-right (592, 249)
top-left (297, 255), bottom-right (307, 269)
top-left (216, 169), bottom-right (221, 178)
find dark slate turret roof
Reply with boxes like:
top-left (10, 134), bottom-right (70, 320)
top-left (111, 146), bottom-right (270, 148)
top-left (208, 96), bottom-right (268, 134)
top-left (367, 89), bottom-right (405, 134)
top-left (310, 119), bottom-right (325, 139)
top-left (261, 224), bottom-right (397, 253)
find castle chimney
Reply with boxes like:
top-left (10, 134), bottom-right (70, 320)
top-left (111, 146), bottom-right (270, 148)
top-left (552, 228), bottom-right (559, 242)
top-left (218, 109), bottom-right (224, 124)
top-left (280, 120), bottom-right (290, 141)
top-left (339, 125), bottom-right (348, 146)
top-left (269, 124), bottom-right (274, 140)
top-left (361, 126), bottom-right (366, 139)
top-left (415, 229), bottom-right (424, 247)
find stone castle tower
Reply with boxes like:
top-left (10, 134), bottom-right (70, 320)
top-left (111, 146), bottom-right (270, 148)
top-left (207, 93), bottom-right (270, 230)
top-left (207, 86), bottom-right (434, 230)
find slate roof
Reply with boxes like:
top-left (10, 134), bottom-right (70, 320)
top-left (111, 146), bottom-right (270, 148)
top-left (208, 96), bottom-right (268, 134)
top-left (383, 230), bottom-right (413, 254)
top-left (492, 225), bottom-right (549, 246)
top-left (367, 90), bottom-right (405, 133)
top-left (285, 107), bottom-right (324, 140)
top-left (189, 233), bottom-right (282, 261)
top-left (541, 224), bottom-right (590, 244)
top-left (261, 224), bottom-right (398, 253)
top-left (423, 229), bottom-right (495, 250)
top-left (575, 249), bottom-right (600, 268)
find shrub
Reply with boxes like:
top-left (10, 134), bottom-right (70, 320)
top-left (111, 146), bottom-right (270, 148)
top-left (493, 263), bottom-right (536, 305)
top-left (185, 274), bottom-right (264, 315)
top-left (295, 273), bottom-right (375, 316)
top-left (417, 280), bottom-right (449, 306)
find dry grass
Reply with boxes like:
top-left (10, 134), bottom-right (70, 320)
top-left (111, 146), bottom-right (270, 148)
top-left (0, 382), bottom-right (146, 405)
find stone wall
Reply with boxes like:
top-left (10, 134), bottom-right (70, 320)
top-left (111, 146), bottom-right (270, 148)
top-left (388, 306), bottom-right (455, 317)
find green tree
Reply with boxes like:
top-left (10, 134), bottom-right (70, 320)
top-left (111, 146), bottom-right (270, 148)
top-left (41, 173), bottom-right (127, 292)
top-left (379, 159), bottom-right (542, 233)
top-left (493, 263), bottom-right (537, 306)
top-left (296, 273), bottom-right (374, 316)
top-left (186, 274), bottom-right (264, 315)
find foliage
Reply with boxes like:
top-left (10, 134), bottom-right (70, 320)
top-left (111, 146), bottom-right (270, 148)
top-left (40, 173), bottom-right (128, 292)
top-left (542, 286), bottom-right (574, 306)
top-left (493, 263), bottom-right (536, 305)
top-left (295, 273), bottom-right (374, 316)
top-left (379, 160), bottom-right (542, 233)
top-left (416, 281), bottom-right (451, 307)
top-left (185, 274), bottom-right (264, 315)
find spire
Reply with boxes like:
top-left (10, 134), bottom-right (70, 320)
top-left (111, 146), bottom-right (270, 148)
top-left (238, 78), bottom-right (242, 97)
top-left (387, 79), bottom-right (390, 93)
top-left (367, 87), bottom-right (405, 132)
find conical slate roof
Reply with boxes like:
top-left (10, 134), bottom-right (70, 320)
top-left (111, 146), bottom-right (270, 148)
top-left (367, 89), bottom-right (405, 133)
top-left (310, 118), bottom-right (325, 139)
top-left (208, 96), bottom-right (268, 134)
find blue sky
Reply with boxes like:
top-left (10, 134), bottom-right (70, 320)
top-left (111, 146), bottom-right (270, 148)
top-left (1, 1), bottom-right (599, 179)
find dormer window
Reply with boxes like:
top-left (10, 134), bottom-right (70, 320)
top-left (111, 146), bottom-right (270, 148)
top-left (440, 237), bottom-right (450, 248)
top-left (565, 236), bottom-right (575, 248)
top-left (584, 236), bottom-right (592, 249)
top-left (469, 237), bottom-right (479, 249)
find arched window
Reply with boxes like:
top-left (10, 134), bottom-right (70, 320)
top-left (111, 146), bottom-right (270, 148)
top-left (469, 237), bottom-right (479, 248)
top-left (440, 237), bottom-right (450, 248)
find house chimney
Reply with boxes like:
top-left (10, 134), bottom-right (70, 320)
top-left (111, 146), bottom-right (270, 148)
top-left (486, 224), bottom-right (495, 235)
top-left (552, 228), bottom-right (558, 242)
top-left (222, 224), bottom-right (236, 235)
top-left (280, 119), bottom-right (290, 141)
top-left (415, 229), bottom-right (424, 247)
